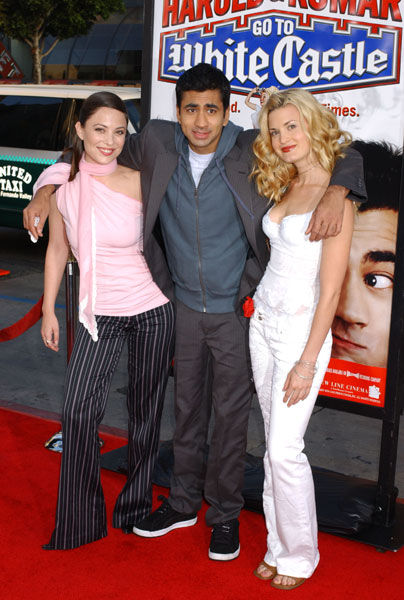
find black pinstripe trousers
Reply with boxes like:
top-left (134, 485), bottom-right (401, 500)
top-left (44, 302), bottom-right (175, 550)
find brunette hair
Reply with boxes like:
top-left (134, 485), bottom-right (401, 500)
top-left (250, 87), bottom-right (352, 203)
top-left (64, 91), bottom-right (128, 181)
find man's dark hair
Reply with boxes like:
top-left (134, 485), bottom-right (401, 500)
top-left (353, 140), bottom-right (402, 212)
top-left (175, 63), bottom-right (231, 111)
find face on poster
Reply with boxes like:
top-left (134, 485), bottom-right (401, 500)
top-left (148, 0), bottom-right (404, 408)
top-left (320, 139), bottom-right (401, 408)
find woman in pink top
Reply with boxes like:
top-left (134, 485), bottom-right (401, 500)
top-left (40, 92), bottom-right (175, 549)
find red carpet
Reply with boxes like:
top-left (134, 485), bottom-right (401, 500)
top-left (1, 406), bottom-right (403, 600)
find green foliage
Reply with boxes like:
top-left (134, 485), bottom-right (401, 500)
top-left (0, 0), bottom-right (125, 81)
top-left (0, 0), bottom-right (125, 41)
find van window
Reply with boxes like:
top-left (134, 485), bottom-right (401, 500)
top-left (0, 96), bottom-right (67, 151)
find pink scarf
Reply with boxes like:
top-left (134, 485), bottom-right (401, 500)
top-left (34, 157), bottom-right (118, 341)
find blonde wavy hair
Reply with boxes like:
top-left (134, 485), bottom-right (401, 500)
top-left (250, 87), bottom-right (352, 203)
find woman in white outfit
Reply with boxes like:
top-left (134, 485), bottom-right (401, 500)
top-left (244, 87), bottom-right (270, 128)
top-left (249, 88), bottom-right (354, 590)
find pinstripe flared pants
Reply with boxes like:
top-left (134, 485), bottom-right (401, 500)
top-left (44, 302), bottom-right (175, 550)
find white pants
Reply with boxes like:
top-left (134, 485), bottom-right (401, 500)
top-left (249, 307), bottom-right (331, 578)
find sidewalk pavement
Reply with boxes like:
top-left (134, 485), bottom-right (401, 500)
top-left (1, 226), bottom-right (403, 495)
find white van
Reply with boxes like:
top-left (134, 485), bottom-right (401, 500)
top-left (0, 84), bottom-right (141, 228)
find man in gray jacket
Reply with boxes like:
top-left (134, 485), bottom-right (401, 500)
top-left (24, 63), bottom-right (366, 561)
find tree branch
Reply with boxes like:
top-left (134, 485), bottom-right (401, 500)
top-left (42, 38), bottom-right (59, 59)
top-left (22, 37), bottom-right (34, 49)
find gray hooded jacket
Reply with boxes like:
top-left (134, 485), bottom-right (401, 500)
top-left (158, 121), bottom-right (250, 313)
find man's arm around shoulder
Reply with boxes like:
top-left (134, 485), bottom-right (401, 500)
top-left (118, 119), bottom-right (176, 170)
top-left (23, 184), bottom-right (55, 240)
top-left (306, 145), bottom-right (366, 241)
top-left (23, 156), bottom-right (72, 239)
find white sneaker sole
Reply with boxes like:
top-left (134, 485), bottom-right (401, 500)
top-left (132, 516), bottom-right (197, 538)
top-left (209, 545), bottom-right (240, 561)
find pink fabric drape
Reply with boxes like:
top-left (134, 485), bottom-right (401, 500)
top-left (34, 157), bottom-right (117, 341)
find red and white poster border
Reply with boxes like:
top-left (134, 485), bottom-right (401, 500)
top-left (146, 0), bottom-right (404, 412)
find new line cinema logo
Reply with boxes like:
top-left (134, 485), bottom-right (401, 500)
top-left (158, 9), bottom-right (401, 93)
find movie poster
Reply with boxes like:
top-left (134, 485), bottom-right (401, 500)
top-left (148, 0), bottom-right (404, 410)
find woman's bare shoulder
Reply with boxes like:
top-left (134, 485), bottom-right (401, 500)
top-left (116, 165), bottom-right (140, 180)
top-left (110, 164), bottom-right (141, 200)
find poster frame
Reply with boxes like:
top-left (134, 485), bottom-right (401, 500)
top-left (142, 0), bottom-right (404, 422)
top-left (141, 0), bottom-right (404, 543)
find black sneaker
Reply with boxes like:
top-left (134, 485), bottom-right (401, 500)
top-left (208, 519), bottom-right (240, 561)
top-left (132, 495), bottom-right (197, 538)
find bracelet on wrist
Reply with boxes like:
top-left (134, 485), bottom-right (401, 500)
top-left (293, 365), bottom-right (315, 380)
top-left (295, 360), bottom-right (318, 374)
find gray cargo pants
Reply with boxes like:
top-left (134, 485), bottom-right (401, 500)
top-left (168, 300), bottom-right (254, 525)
